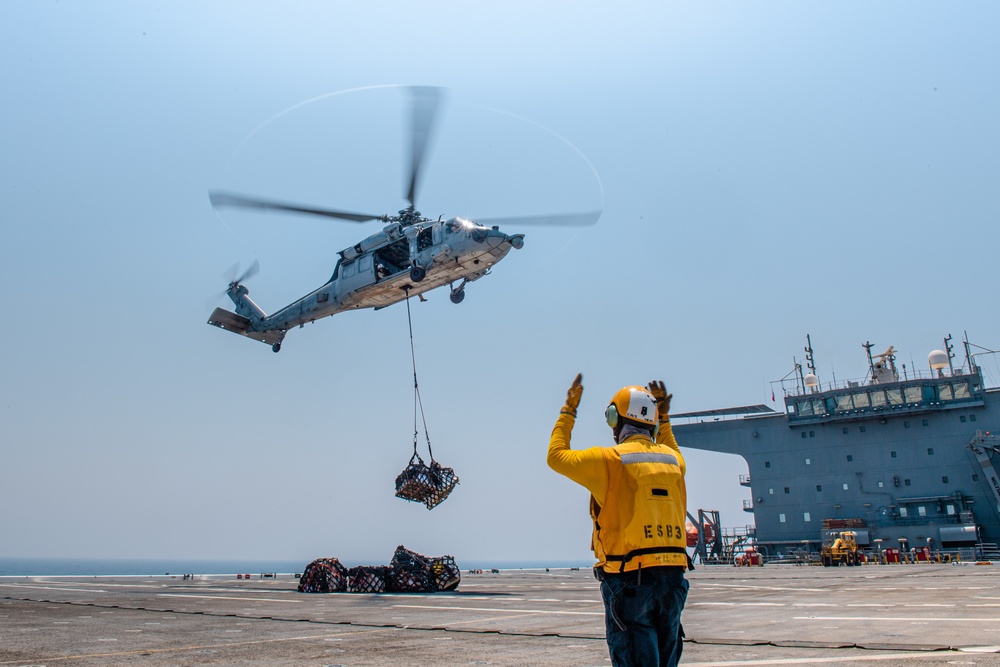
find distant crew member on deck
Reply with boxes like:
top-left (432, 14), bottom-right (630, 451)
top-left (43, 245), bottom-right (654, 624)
top-left (548, 374), bottom-right (689, 667)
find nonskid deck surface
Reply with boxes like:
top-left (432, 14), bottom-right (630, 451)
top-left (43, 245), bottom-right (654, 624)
top-left (2, 565), bottom-right (1000, 666)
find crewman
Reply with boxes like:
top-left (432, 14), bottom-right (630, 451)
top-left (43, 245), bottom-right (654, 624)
top-left (548, 374), bottom-right (689, 667)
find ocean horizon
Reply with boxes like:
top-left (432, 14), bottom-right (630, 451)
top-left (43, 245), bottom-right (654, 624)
top-left (0, 557), bottom-right (592, 577)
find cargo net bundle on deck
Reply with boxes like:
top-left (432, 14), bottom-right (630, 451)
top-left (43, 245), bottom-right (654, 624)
top-left (298, 545), bottom-right (461, 594)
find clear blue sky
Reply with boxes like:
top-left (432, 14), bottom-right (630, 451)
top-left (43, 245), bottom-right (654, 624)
top-left (2, 2), bottom-right (999, 564)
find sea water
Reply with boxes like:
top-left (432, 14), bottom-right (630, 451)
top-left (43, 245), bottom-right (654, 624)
top-left (0, 557), bottom-right (591, 577)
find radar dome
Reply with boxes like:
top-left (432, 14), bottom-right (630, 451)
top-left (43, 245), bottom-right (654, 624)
top-left (928, 349), bottom-right (949, 370)
top-left (804, 373), bottom-right (819, 388)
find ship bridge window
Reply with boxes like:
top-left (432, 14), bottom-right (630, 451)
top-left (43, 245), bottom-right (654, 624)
top-left (887, 388), bottom-right (903, 406)
top-left (904, 386), bottom-right (922, 404)
top-left (836, 394), bottom-right (854, 411)
top-left (853, 392), bottom-right (870, 409)
top-left (870, 391), bottom-right (887, 408)
top-left (939, 383), bottom-right (954, 401)
top-left (953, 382), bottom-right (971, 400)
top-left (796, 400), bottom-right (814, 416)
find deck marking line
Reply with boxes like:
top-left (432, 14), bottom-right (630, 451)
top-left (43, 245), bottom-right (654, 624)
top-left (394, 604), bottom-right (604, 617)
top-left (0, 584), bottom-right (108, 593)
top-left (0, 631), bottom-right (374, 665)
top-left (795, 615), bottom-right (1000, 623)
top-left (157, 594), bottom-right (300, 603)
top-left (681, 652), bottom-right (962, 666)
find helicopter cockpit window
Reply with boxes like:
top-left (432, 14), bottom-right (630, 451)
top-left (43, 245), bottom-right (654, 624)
top-left (342, 261), bottom-right (355, 278)
top-left (446, 221), bottom-right (463, 235)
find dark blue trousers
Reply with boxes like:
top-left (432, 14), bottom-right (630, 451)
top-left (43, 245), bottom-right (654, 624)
top-left (599, 566), bottom-right (687, 667)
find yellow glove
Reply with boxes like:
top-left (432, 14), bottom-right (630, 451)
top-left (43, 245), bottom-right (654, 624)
top-left (561, 373), bottom-right (584, 417)
top-left (647, 380), bottom-right (672, 421)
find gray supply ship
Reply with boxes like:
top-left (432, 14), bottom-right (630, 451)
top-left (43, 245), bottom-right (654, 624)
top-left (674, 334), bottom-right (1000, 562)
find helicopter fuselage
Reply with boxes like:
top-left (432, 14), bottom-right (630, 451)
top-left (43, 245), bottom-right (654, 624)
top-left (207, 216), bottom-right (524, 351)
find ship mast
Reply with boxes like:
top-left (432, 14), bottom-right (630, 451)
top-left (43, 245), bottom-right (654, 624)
top-left (863, 341), bottom-right (876, 383)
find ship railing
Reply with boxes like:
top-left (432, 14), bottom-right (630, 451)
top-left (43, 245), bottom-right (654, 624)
top-left (872, 515), bottom-right (968, 527)
top-left (781, 367), bottom-right (979, 399)
top-left (721, 525), bottom-right (756, 538)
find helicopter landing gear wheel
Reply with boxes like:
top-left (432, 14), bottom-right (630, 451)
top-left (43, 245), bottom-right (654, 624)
top-left (409, 265), bottom-right (426, 282)
top-left (449, 288), bottom-right (465, 304)
top-left (272, 342), bottom-right (282, 353)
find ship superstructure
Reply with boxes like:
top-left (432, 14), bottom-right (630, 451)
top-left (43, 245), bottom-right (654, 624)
top-left (674, 334), bottom-right (1000, 560)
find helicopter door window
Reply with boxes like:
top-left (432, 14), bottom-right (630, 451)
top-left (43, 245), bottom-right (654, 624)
top-left (358, 254), bottom-right (373, 273)
top-left (342, 261), bottom-right (355, 278)
top-left (417, 228), bottom-right (432, 251)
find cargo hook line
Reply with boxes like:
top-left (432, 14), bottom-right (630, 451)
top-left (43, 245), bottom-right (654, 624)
top-left (404, 288), bottom-right (434, 461)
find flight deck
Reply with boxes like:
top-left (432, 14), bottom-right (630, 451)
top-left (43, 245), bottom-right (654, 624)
top-left (3, 564), bottom-right (1000, 666)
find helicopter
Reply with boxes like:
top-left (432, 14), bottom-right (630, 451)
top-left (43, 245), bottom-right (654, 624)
top-left (208, 87), bottom-right (600, 352)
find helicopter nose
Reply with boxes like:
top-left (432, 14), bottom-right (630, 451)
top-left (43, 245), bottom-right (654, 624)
top-left (484, 228), bottom-right (523, 250)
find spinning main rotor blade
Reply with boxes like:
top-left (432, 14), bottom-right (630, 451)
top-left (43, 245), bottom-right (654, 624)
top-left (476, 209), bottom-right (603, 228)
top-left (209, 191), bottom-right (380, 223)
top-left (405, 86), bottom-right (445, 208)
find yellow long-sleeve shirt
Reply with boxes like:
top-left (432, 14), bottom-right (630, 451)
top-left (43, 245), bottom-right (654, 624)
top-left (547, 413), bottom-right (685, 505)
top-left (548, 412), bottom-right (689, 572)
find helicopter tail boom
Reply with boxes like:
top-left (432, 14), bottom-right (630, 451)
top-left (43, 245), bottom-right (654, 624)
top-left (207, 307), bottom-right (286, 349)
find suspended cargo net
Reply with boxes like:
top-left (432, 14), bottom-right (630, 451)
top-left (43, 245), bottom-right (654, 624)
top-left (394, 454), bottom-right (459, 509)
top-left (297, 557), bottom-right (348, 593)
top-left (394, 289), bottom-right (459, 509)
